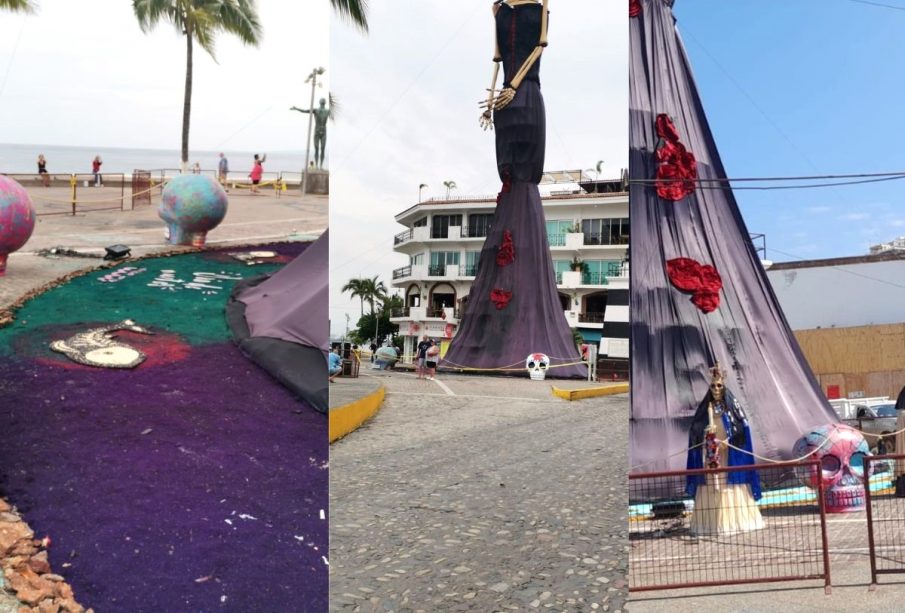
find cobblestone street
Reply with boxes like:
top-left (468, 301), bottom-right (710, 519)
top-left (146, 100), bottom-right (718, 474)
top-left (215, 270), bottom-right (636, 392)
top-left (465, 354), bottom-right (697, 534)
top-left (330, 372), bottom-right (628, 611)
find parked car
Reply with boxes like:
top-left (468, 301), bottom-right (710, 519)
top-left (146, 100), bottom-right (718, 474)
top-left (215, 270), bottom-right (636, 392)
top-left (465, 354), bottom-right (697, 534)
top-left (844, 404), bottom-right (899, 451)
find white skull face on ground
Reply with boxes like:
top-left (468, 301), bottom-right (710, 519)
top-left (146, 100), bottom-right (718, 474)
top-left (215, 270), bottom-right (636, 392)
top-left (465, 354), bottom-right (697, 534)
top-left (793, 424), bottom-right (871, 513)
top-left (526, 353), bottom-right (550, 381)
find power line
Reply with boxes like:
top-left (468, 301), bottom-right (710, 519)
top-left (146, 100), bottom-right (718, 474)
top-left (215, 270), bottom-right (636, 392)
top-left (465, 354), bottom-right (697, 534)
top-left (769, 247), bottom-right (905, 293)
top-left (631, 173), bottom-right (905, 191)
top-left (843, 0), bottom-right (905, 11)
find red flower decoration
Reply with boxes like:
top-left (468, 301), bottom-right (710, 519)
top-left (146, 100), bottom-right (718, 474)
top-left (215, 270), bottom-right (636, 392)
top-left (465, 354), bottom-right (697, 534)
top-left (496, 169), bottom-right (513, 205)
top-left (496, 230), bottom-right (515, 267)
top-left (490, 288), bottom-right (512, 310)
top-left (666, 257), bottom-right (722, 314)
top-left (654, 114), bottom-right (697, 201)
top-left (629, 0), bottom-right (641, 18)
top-left (705, 431), bottom-right (720, 469)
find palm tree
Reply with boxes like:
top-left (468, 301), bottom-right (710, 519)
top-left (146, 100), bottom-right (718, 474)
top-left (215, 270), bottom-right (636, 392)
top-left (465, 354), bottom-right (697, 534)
top-left (330, 0), bottom-right (368, 32)
top-left (443, 180), bottom-right (457, 199)
top-left (595, 160), bottom-right (604, 178)
top-left (0, 0), bottom-right (36, 12)
top-left (342, 278), bottom-right (367, 316)
top-left (359, 275), bottom-right (387, 316)
top-left (133, 0), bottom-right (262, 172)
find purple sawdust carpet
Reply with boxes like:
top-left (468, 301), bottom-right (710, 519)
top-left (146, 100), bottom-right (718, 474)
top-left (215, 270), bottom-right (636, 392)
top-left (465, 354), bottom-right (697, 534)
top-left (0, 243), bottom-right (327, 611)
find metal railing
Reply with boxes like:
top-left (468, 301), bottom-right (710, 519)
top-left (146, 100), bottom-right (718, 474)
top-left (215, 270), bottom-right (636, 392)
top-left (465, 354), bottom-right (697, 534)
top-left (582, 271), bottom-right (609, 285)
top-left (865, 454), bottom-right (905, 588)
top-left (390, 307), bottom-right (410, 318)
top-left (629, 460), bottom-right (830, 593)
top-left (579, 312), bottom-right (606, 323)
top-left (460, 225), bottom-right (491, 238)
top-left (583, 233), bottom-right (630, 246)
top-left (428, 265), bottom-right (447, 276)
top-left (394, 229), bottom-right (414, 245)
top-left (548, 233), bottom-right (566, 247)
top-left (392, 265), bottom-right (412, 280)
top-left (459, 264), bottom-right (478, 277)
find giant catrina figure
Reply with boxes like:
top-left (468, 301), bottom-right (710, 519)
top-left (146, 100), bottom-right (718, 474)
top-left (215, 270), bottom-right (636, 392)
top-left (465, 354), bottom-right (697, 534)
top-left (628, 0), bottom-right (837, 482)
top-left (441, 0), bottom-right (586, 378)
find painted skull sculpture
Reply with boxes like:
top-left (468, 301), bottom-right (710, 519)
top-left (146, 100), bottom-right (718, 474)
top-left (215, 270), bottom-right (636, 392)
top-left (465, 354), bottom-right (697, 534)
top-left (526, 353), bottom-right (550, 381)
top-left (793, 424), bottom-right (872, 513)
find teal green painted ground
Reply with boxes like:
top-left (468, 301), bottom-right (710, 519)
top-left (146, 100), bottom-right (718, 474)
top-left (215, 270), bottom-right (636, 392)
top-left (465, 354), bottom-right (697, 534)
top-left (0, 251), bottom-right (286, 351)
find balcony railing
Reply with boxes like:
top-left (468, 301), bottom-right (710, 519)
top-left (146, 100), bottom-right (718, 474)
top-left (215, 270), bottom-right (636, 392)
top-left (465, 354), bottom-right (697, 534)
top-left (461, 225), bottom-right (491, 239)
top-left (428, 264), bottom-right (447, 276)
top-left (555, 271), bottom-right (564, 284)
top-left (607, 262), bottom-right (626, 277)
top-left (426, 307), bottom-right (448, 318)
top-left (392, 265), bottom-right (412, 280)
top-left (390, 307), bottom-right (411, 318)
top-left (459, 264), bottom-right (478, 277)
top-left (579, 312), bottom-right (606, 323)
top-left (548, 233), bottom-right (566, 247)
top-left (583, 233), bottom-right (630, 246)
top-left (394, 229), bottom-right (414, 245)
top-left (582, 271), bottom-right (609, 285)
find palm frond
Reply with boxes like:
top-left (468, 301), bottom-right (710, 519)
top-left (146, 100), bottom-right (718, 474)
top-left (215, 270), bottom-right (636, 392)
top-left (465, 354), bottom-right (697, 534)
top-left (330, 0), bottom-right (368, 33)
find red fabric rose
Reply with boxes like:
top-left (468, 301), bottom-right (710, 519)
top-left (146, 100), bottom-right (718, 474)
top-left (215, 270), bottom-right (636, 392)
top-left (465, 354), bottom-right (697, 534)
top-left (630, 0), bottom-right (641, 18)
top-left (490, 288), bottom-right (512, 310)
top-left (496, 230), bottom-right (515, 267)
top-left (666, 257), bottom-right (722, 313)
top-left (654, 114), bottom-right (697, 201)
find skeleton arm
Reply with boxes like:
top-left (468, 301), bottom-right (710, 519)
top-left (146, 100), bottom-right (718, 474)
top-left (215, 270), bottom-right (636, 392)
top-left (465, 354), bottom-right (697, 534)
top-left (481, 0), bottom-right (549, 113)
top-left (479, 4), bottom-right (504, 130)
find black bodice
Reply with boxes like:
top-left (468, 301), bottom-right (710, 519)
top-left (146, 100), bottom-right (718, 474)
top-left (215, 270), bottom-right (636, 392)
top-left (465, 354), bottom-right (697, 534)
top-left (495, 2), bottom-right (544, 87)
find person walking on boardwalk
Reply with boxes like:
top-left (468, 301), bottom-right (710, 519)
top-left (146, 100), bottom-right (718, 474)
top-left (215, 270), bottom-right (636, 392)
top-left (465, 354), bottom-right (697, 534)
top-left (92, 155), bottom-right (103, 187)
top-left (218, 153), bottom-right (230, 191)
top-left (249, 153), bottom-right (266, 194)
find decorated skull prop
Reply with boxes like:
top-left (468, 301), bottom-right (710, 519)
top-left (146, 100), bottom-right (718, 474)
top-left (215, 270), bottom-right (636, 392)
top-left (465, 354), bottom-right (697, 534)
top-left (793, 424), bottom-right (872, 513)
top-left (526, 353), bottom-right (550, 381)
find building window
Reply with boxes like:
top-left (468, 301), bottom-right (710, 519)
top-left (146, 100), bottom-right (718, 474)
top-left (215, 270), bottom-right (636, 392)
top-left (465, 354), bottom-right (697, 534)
top-left (410, 253), bottom-right (424, 266)
top-left (413, 217), bottom-right (427, 228)
top-left (582, 218), bottom-right (630, 245)
top-left (582, 260), bottom-right (622, 285)
top-left (553, 259), bottom-right (571, 284)
top-left (466, 213), bottom-right (494, 238)
top-left (431, 214), bottom-right (463, 239)
top-left (546, 220), bottom-right (572, 247)
top-left (429, 251), bottom-right (460, 276)
top-left (463, 251), bottom-right (481, 276)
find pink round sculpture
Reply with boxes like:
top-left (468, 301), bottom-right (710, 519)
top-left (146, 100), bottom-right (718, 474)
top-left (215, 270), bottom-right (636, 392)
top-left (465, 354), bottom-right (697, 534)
top-left (0, 175), bottom-right (36, 275)
top-left (794, 423), bottom-right (872, 513)
top-left (159, 175), bottom-right (228, 247)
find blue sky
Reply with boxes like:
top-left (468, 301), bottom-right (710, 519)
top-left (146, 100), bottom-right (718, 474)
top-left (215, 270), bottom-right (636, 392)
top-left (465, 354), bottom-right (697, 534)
top-left (673, 0), bottom-right (905, 261)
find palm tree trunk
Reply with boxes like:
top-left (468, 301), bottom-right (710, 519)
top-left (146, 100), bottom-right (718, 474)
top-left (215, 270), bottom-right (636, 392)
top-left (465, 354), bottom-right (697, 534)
top-left (181, 26), bottom-right (193, 173)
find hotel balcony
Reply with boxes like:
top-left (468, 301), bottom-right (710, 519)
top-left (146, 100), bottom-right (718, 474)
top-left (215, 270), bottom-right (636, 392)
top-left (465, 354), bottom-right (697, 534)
top-left (391, 263), bottom-right (479, 284)
top-left (389, 305), bottom-right (457, 324)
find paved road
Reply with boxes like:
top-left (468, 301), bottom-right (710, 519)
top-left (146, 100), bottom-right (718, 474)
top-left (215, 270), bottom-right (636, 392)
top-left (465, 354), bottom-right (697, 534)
top-left (330, 372), bottom-right (628, 612)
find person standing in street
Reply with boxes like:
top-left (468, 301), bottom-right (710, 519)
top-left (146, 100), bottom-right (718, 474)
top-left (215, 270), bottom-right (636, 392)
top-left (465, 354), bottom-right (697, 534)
top-left (249, 153), bottom-right (266, 194)
top-left (416, 334), bottom-right (432, 380)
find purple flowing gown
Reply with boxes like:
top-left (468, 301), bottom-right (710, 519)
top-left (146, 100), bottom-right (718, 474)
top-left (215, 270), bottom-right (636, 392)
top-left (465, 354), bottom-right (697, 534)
top-left (628, 0), bottom-right (837, 479)
top-left (442, 2), bottom-right (586, 378)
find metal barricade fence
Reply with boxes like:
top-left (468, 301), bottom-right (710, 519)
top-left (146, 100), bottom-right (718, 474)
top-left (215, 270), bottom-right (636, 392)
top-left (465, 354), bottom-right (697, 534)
top-left (629, 460), bottom-right (831, 593)
top-left (864, 454), bottom-right (905, 588)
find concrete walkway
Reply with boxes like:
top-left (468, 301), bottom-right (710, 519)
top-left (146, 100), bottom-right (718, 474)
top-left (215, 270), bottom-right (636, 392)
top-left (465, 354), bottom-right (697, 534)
top-left (1, 189), bottom-right (326, 310)
top-left (330, 371), bottom-right (629, 611)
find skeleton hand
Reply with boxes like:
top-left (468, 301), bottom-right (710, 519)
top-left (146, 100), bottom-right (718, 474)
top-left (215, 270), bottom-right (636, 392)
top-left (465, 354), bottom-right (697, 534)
top-left (479, 110), bottom-right (494, 131)
top-left (492, 87), bottom-right (516, 110)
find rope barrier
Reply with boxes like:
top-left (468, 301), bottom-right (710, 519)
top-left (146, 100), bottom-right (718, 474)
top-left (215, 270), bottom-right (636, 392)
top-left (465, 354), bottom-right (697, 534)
top-left (34, 180), bottom-right (165, 206)
top-left (438, 358), bottom-right (588, 372)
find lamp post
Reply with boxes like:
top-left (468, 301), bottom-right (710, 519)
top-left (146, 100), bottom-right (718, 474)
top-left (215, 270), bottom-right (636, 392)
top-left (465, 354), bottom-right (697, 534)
top-left (300, 66), bottom-right (325, 196)
top-left (419, 183), bottom-right (427, 202)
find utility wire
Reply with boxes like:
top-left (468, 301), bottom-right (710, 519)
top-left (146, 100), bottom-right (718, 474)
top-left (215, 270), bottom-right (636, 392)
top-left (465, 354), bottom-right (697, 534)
top-left (843, 0), bottom-right (905, 11)
top-left (769, 247), bottom-right (905, 293)
top-left (632, 174), bottom-right (905, 191)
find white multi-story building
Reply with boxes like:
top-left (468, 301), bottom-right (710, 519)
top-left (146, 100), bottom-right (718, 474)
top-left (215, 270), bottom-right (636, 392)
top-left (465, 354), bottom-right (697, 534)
top-left (389, 171), bottom-right (630, 370)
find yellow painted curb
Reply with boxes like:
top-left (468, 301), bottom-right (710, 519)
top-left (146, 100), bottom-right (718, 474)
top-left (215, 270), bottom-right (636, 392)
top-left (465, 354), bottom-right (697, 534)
top-left (329, 385), bottom-right (386, 443)
top-left (551, 382), bottom-right (630, 401)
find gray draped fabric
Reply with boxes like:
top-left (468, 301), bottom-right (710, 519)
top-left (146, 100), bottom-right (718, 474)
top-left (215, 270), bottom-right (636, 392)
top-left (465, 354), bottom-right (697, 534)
top-left (629, 0), bottom-right (837, 475)
top-left (227, 231), bottom-right (329, 412)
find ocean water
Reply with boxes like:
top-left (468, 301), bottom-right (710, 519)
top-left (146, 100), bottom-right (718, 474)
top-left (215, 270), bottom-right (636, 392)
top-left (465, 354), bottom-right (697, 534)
top-left (0, 143), bottom-right (308, 180)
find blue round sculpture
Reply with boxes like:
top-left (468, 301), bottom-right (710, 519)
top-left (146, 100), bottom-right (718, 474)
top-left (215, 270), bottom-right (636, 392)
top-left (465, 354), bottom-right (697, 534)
top-left (159, 175), bottom-right (228, 247)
